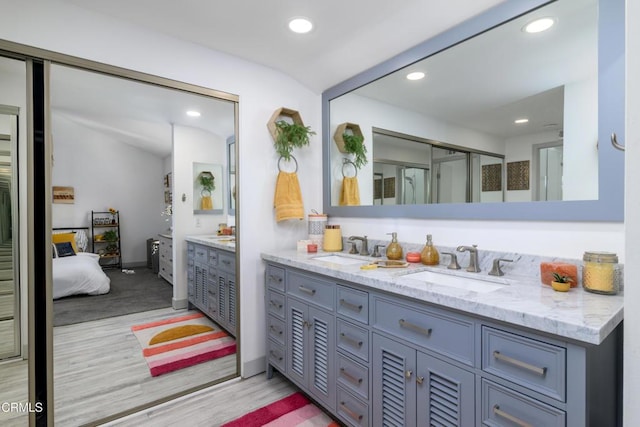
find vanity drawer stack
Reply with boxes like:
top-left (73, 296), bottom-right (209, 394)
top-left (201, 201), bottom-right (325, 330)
top-left (158, 234), bottom-right (173, 284)
top-left (335, 285), bottom-right (370, 427)
top-left (264, 262), bottom-right (620, 427)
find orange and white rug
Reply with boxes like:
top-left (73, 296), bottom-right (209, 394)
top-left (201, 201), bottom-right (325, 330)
top-left (131, 312), bottom-right (236, 377)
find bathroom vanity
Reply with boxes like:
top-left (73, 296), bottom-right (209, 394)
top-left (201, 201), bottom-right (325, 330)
top-left (186, 236), bottom-right (236, 337)
top-left (262, 250), bottom-right (623, 427)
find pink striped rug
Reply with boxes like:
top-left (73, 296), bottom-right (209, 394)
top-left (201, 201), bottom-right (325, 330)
top-left (221, 392), bottom-right (338, 427)
top-left (131, 312), bottom-right (236, 377)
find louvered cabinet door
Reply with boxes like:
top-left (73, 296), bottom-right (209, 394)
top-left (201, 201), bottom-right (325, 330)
top-left (307, 306), bottom-right (336, 411)
top-left (217, 273), bottom-right (227, 326)
top-left (194, 263), bottom-right (207, 311)
top-left (372, 334), bottom-right (417, 427)
top-left (286, 298), bottom-right (336, 411)
top-left (226, 272), bottom-right (237, 336)
top-left (416, 351), bottom-right (475, 427)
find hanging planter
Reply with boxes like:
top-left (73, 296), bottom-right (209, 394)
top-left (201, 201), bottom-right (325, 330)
top-left (267, 107), bottom-right (315, 161)
top-left (198, 171), bottom-right (215, 210)
top-left (333, 122), bottom-right (367, 169)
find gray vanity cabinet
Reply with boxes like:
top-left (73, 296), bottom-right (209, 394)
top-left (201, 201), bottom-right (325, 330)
top-left (372, 334), bottom-right (475, 427)
top-left (187, 242), bottom-right (236, 337)
top-left (285, 271), bottom-right (336, 411)
top-left (264, 262), bottom-right (620, 427)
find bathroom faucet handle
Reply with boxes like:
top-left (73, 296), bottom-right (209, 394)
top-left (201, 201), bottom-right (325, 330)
top-left (441, 252), bottom-right (461, 270)
top-left (348, 241), bottom-right (358, 254)
top-left (371, 244), bottom-right (385, 258)
top-left (488, 258), bottom-right (513, 276)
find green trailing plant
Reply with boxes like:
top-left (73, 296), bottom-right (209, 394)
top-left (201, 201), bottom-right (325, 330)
top-left (103, 230), bottom-right (118, 242)
top-left (552, 272), bottom-right (573, 284)
top-left (274, 120), bottom-right (315, 161)
top-left (342, 132), bottom-right (367, 169)
top-left (198, 174), bottom-right (215, 192)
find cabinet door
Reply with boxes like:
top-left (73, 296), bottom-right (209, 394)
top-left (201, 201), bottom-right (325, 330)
top-left (416, 351), bottom-right (475, 427)
top-left (285, 298), bottom-right (335, 410)
top-left (226, 271), bottom-right (236, 336)
top-left (217, 272), bottom-right (227, 327)
top-left (372, 334), bottom-right (417, 427)
top-left (194, 262), bottom-right (207, 311)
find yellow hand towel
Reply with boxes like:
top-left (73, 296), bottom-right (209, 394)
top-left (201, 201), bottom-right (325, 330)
top-left (340, 176), bottom-right (360, 206)
top-left (274, 171), bottom-right (304, 222)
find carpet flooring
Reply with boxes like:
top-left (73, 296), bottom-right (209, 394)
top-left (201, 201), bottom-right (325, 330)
top-left (53, 268), bottom-right (173, 326)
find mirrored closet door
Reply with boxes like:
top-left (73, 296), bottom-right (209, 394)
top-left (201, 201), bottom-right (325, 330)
top-left (0, 54), bottom-right (26, 427)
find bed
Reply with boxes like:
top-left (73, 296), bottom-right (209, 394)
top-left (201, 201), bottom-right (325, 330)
top-left (52, 228), bottom-right (110, 299)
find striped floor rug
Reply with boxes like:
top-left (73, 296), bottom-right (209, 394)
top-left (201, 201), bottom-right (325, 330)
top-left (221, 392), bottom-right (339, 427)
top-left (131, 312), bottom-right (235, 377)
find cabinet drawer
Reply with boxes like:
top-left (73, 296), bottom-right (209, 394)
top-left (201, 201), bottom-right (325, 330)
top-left (218, 250), bottom-right (235, 273)
top-left (266, 265), bottom-right (285, 291)
top-left (337, 353), bottom-right (369, 400)
top-left (337, 387), bottom-right (369, 427)
top-left (337, 286), bottom-right (368, 324)
top-left (208, 249), bottom-right (218, 266)
top-left (193, 245), bottom-right (208, 264)
top-left (482, 380), bottom-right (565, 427)
top-left (187, 243), bottom-right (195, 258)
top-left (266, 290), bottom-right (285, 319)
top-left (372, 296), bottom-right (475, 366)
top-left (482, 326), bottom-right (566, 401)
top-left (337, 319), bottom-right (369, 362)
top-left (267, 340), bottom-right (286, 373)
top-left (267, 315), bottom-right (286, 346)
top-left (287, 271), bottom-right (334, 311)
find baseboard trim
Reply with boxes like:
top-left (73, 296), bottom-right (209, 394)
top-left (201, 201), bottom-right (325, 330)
top-left (242, 356), bottom-right (266, 378)
top-left (172, 298), bottom-right (188, 310)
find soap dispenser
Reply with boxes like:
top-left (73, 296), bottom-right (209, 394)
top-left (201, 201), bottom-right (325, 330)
top-left (386, 232), bottom-right (403, 260)
top-left (420, 234), bottom-right (440, 265)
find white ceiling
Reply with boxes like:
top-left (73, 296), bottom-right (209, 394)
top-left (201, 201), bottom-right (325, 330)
top-left (58, 0), bottom-right (506, 93)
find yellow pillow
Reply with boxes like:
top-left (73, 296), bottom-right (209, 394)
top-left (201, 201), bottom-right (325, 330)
top-left (52, 233), bottom-right (78, 253)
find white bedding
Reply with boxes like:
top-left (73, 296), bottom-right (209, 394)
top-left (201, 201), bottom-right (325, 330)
top-left (52, 252), bottom-right (110, 299)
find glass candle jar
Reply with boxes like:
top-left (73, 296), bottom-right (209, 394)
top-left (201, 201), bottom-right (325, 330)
top-left (582, 251), bottom-right (619, 295)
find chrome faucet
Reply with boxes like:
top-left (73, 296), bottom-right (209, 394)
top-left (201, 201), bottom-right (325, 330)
top-left (456, 244), bottom-right (480, 273)
top-left (348, 235), bottom-right (369, 256)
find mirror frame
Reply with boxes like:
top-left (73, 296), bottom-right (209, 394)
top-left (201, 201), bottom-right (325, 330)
top-left (322, 0), bottom-right (624, 221)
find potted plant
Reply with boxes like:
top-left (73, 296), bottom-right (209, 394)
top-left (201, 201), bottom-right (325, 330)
top-left (342, 132), bottom-right (368, 169)
top-left (198, 171), bottom-right (215, 210)
top-left (274, 120), bottom-right (315, 161)
top-left (551, 272), bottom-right (572, 292)
top-left (103, 230), bottom-right (118, 242)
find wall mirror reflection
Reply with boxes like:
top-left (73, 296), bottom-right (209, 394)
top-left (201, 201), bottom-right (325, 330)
top-left (328, 0), bottom-right (604, 212)
top-left (47, 64), bottom-right (238, 425)
top-left (0, 55), bottom-right (27, 427)
top-left (193, 163), bottom-right (223, 214)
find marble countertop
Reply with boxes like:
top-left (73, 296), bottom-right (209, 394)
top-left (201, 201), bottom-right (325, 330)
top-left (261, 249), bottom-right (624, 345)
top-left (186, 235), bottom-right (236, 252)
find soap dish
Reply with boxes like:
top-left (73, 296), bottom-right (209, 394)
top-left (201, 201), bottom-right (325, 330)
top-left (374, 260), bottom-right (409, 268)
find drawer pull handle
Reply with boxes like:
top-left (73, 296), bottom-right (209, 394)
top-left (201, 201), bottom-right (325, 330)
top-left (399, 319), bottom-right (432, 336)
top-left (269, 275), bottom-right (283, 283)
top-left (493, 405), bottom-right (533, 427)
top-left (340, 333), bottom-right (363, 348)
top-left (269, 300), bottom-right (283, 309)
top-left (340, 299), bottom-right (363, 312)
top-left (222, 260), bottom-right (231, 265)
top-left (340, 367), bottom-right (363, 385)
top-left (298, 286), bottom-right (316, 296)
top-left (340, 402), bottom-right (363, 421)
top-left (269, 325), bottom-right (283, 335)
top-left (493, 351), bottom-right (547, 376)
top-left (269, 351), bottom-right (283, 362)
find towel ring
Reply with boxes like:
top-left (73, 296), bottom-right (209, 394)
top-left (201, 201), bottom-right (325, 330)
top-left (278, 155), bottom-right (298, 173)
top-left (342, 158), bottom-right (357, 178)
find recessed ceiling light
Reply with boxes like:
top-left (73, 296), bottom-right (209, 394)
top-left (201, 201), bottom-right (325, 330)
top-left (523, 17), bottom-right (555, 33)
top-left (186, 110), bottom-right (201, 117)
top-left (406, 72), bottom-right (425, 81)
top-left (288, 17), bottom-right (313, 34)
top-left (514, 118), bottom-right (529, 124)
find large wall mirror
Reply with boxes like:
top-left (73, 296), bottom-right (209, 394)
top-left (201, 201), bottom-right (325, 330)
top-left (322, 0), bottom-right (624, 221)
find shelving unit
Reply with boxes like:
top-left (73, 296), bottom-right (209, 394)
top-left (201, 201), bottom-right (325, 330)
top-left (91, 210), bottom-right (122, 269)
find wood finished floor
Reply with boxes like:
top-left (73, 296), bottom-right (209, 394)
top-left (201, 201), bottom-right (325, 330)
top-left (0, 307), bottom-right (237, 427)
top-left (103, 371), bottom-right (298, 427)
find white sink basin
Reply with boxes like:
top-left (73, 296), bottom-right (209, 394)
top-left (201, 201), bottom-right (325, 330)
top-left (402, 270), bottom-right (506, 293)
top-left (311, 254), bottom-right (369, 266)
